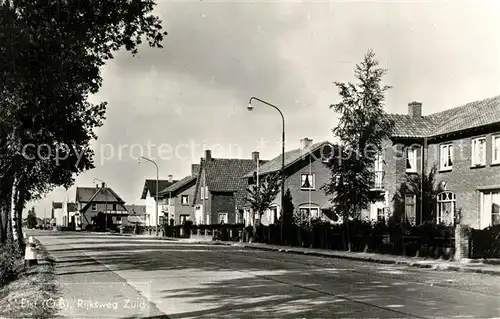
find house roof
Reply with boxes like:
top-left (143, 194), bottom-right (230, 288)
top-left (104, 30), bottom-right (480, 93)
top-left (159, 175), bottom-right (197, 195)
top-left (389, 95), bottom-right (500, 138)
top-left (140, 179), bottom-right (178, 199)
top-left (76, 186), bottom-right (126, 213)
top-left (244, 141), bottom-right (335, 178)
top-left (76, 187), bottom-right (125, 203)
top-left (124, 205), bottom-right (146, 216)
top-left (192, 157), bottom-right (268, 208)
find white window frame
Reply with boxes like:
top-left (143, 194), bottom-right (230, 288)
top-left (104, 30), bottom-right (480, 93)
top-left (436, 191), bottom-right (456, 226)
top-left (200, 186), bottom-right (205, 200)
top-left (440, 143), bottom-right (454, 171)
top-left (471, 137), bottom-right (486, 167)
top-left (300, 174), bottom-right (315, 190)
top-left (91, 203), bottom-right (97, 212)
top-left (404, 195), bottom-right (416, 225)
top-left (204, 186), bottom-right (209, 199)
top-left (493, 135), bottom-right (500, 165)
top-left (181, 195), bottom-right (189, 205)
top-left (218, 212), bottom-right (228, 224)
top-left (405, 147), bottom-right (417, 173)
top-left (480, 190), bottom-right (500, 228)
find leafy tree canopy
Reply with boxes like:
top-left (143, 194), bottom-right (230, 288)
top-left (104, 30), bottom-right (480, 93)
top-left (0, 0), bottom-right (167, 200)
top-left (323, 50), bottom-right (394, 219)
top-left (246, 172), bottom-right (281, 217)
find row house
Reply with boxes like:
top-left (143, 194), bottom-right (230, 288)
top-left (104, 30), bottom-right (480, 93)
top-left (192, 150), bottom-right (268, 225)
top-left (159, 164), bottom-right (199, 225)
top-left (371, 95), bottom-right (500, 228)
top-left (140, 177), bottom-right (177, 227)
top-left (244, 138), bottom-right (338, 226)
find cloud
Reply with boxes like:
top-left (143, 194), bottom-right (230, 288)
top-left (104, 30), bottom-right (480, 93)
top-left (27, 0), bottom-right (500, 214)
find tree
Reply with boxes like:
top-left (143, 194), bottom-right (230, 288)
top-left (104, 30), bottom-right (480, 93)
top-left (323, 50), bottom-right (394, 250)
top-left (245, 172), bottom-right (281, 238)
top-left (394, 164), bottom-right (443, 225)
top-left (0, 0), bottom-right (167, 248)
top-left (27, 207), bottom-right (37, 229)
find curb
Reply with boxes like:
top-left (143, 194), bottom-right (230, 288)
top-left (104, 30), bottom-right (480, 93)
top-left (224, 242), bottom-right (500, 276)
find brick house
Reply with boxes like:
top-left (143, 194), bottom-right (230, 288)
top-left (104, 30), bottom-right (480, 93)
top-left (371, 95), bottom-right (500, 229)
top-left (192, 150), bottom-right (268, 225)
top-left (159, 164), bottom-right (199, 225)
top-left (243, 138), bottom-right (338, 226)
top-left (76, 183), bottom-right (128, 229)
top-left (140, 177), bottom-right (178, 227)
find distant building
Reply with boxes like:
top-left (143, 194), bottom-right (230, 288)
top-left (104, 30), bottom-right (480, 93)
top-left (140, 177), bottom-right (177, 227)
top-left (76, 183), bottom-right (128, 229)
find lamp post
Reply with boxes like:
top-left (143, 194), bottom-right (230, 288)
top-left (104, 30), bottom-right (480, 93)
top-left (139, 156), bottom-right (159, 236)
top-left (248, 97), bottom-right (286, 244)
top-left (93, 178), bottom-right (107, 231)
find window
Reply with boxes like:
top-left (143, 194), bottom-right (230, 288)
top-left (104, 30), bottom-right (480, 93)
top-left (301, 174), bottom-right (315, 190)
top-left (200, 186), bottom-right (205, 200)
top-left (406, 147), bottom-right (417, 173)
top-left (205, 213), bottom-right (210, 225)
top-left (375, 153), bottom-right (384, 172)
top-left (377, 208), bottom-right (385, 222)
top-left (299, 207), bottom-right (319, 219)
top-left (440, 144), bottom-right (453, 170)
top-left (404, 195), bottom-right (416, 225)
top-left (493, 135), bottom-right (500, 164)
top-left (204, 186), bottom-right (209, 199)
top-left (437, 191), bottom-right (456, 225)
top-left (112, 203), bottom-right (117, 211)
top-left (218, 212), bottom-right (228, 224)
top-left (180, 215), bottom-right (189, 224)
top-left (181, 195), bottom-right (189, 205)
top-left (471, 137), bottom-right (486, 166)
top-left (480, 190), bottom-right (500, 228)
top-left (91, 203), bottom-right (97, 211)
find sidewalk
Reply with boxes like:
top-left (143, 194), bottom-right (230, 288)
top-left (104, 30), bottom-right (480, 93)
top-left (215, 241), bottom-right (500, 276)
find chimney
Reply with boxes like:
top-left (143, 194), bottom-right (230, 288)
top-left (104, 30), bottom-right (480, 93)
top-left (300, 138), bottom-right (313, 150)
top-left (101, 182), bottom-right (105, 188)
top-left (191, 164), bottom-right (200, 177)
top-left (252, 151), bottom-right (259, 162)
top-left (408, 101), bottom-right (422, 118)
top-left (168, 174), bottom-right (173, 183)
top-left (95, 183), bottom-right (98, 189)
top-left (205, 149), bottom-right (212, 161)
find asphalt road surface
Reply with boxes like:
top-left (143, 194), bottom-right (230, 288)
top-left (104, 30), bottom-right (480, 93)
top-left (32, 231), bottom-right (500, 319)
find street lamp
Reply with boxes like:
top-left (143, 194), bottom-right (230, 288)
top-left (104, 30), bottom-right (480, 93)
top-left (138, 156), bottom-right (159, 236)
top-left (248, 96), bottom-right (286, 244)
top-left (93, 178), bottom-right (107, 231)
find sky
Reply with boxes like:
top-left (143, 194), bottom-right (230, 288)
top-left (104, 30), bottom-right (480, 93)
top-left (26, 0), bottom-right (500, 217)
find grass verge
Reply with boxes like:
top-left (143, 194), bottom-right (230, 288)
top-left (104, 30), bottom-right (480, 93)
top-left (0, 240), bottom-right (59, 319)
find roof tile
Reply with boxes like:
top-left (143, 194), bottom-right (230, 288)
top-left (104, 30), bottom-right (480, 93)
top-left (388, 95), bottom-right (500, 138)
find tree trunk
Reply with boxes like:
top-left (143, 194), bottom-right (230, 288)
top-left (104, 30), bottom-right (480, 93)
top-left (10, 176), bottom-right (18, 241)
top-left (346, 218), bottom-right (351, 252)
top-left (0, 204), bottom-right (6, 244)
top-left (14, 179), bottom-right (26, 253)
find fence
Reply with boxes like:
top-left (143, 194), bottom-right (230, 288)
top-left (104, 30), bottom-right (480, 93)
top-left (470, 225), bottom-right (500, 258)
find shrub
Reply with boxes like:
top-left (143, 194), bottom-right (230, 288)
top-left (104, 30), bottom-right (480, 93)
top-left (0, 241), bottom-right (22, 287)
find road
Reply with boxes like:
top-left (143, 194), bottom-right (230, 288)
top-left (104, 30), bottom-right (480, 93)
top-left (31, 231), bottom-right (500, 318)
